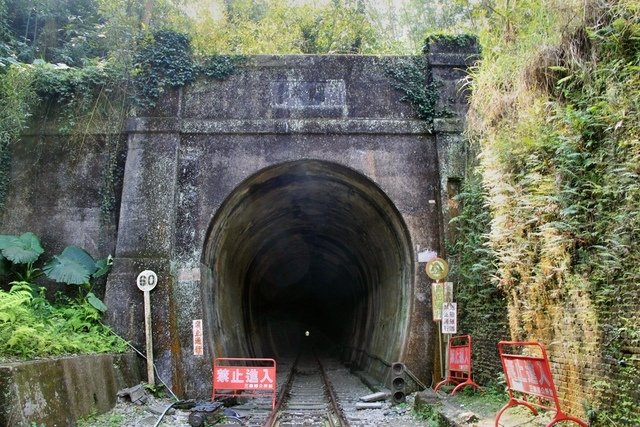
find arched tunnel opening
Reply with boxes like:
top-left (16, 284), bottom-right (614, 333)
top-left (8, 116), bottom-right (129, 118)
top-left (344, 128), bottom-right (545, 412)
top-left (202, 160), bottom-right (414, 374)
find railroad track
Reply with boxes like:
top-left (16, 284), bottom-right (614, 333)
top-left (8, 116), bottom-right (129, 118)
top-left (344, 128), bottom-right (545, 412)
top-left (229, 351), bottom-right (392, 426)
top-left (264, 353), bottom-right (349, 427)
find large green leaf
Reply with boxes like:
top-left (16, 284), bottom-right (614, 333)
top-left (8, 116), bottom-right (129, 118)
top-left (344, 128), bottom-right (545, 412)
top-left (0, 232), bottom-right (44, 264)
top-left (93, 255), bottom-right (113, 279)
top-left (87, 292), bottom-right (107, 312)
top-left (43, 246), bottom-right (98, 285)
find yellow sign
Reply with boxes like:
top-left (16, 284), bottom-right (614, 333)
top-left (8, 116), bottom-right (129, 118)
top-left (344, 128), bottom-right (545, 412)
top-left (426, 257), bottom-right (449, 280)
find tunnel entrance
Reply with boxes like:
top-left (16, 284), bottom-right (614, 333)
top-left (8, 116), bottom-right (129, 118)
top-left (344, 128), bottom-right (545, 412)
top-left (202, 160), bottom-right (413, 367)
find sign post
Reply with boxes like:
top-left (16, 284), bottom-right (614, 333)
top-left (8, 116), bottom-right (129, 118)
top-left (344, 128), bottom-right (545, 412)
top-left (137, 270), bottom-right (158, 386)
top-left (426, 257), bottom-right (449, 380)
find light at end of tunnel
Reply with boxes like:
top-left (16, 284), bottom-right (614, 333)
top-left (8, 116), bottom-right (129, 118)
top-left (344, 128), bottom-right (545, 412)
top-left (305, 330), bottom-right (310, 337)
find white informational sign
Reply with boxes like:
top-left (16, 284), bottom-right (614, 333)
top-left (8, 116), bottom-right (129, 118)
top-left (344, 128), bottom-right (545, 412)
top-left (442, 302), bottom-right (457, 334)
top-left (136, 270), bottom-right (158, 292)
top-left (418, 249), bottom-right (437, 263)
top-left (193, 319), bottom-right (204, 356)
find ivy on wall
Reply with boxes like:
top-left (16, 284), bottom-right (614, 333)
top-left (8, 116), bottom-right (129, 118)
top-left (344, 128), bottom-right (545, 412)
top-left (0, 66), bottom-right (36, 211)
top-left (384, 55), bottom-right (449, 130)
top-left (0, 28), bottom-right (245, 218)
top-left (132, 30), bottom-right (196, 111)
top-left (133, 29), bottom-right (247, 110)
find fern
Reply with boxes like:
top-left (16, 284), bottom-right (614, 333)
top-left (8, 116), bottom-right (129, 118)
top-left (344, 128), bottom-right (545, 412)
top-left (0, 284), bottom-right (126, 360)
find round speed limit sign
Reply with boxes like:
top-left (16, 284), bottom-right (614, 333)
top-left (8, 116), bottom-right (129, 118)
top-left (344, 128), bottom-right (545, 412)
top-left (137, 270), bottom-right (158, 292)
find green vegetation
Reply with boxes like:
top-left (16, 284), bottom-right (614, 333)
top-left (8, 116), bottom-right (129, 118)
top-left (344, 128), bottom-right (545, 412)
top-left (77, 411), bottom-right (125, 427)
top-left (0, 232), bottom-right (126, 359)
top-left (457, 0), bottom-right (640, 424)
top-left (447, 173), bottom-right (509, 384)
top-left (0, 282), bottom-right (125, 359)
top-left (0, 65), bottom-right (36, 210)
top-left (412, 402), bottom-right (443, 426)
top-left (454, 384), bottom-right (508, 414)
top-left (190, 0), bottom-right (389, 54)
top-left (384, 55), bottom-right (452, 131)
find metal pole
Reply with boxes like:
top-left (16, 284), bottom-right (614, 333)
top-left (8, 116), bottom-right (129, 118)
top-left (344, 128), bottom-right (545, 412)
top-left (438, 320), bottom-right (444, 379)
top-left (144, 289), bottom-right (155, 386)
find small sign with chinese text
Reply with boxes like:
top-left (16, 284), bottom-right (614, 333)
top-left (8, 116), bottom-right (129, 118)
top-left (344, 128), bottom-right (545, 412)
top-left (444, 282), bottom-right (453, 303)
top-left (432, 282), bottom-right (444, 320)
top-left (193, 319), bottom-right (203, 356)
top-left (442, 302), bottom-right (457, 334)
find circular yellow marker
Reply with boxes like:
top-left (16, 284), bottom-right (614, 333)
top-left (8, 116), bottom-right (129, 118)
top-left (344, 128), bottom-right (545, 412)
top-left (425, 257), bottom-right (449, 280)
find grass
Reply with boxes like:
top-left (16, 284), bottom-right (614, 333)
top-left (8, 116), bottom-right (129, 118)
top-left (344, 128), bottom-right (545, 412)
top-left (452, 385), bottom-right (509, 416)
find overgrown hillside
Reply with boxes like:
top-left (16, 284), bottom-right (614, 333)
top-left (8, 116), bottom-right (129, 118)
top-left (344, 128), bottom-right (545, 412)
top-left (455, 0), bottom-right (639, 424)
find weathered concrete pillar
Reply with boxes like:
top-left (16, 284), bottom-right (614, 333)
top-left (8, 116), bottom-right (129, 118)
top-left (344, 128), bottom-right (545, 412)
top-left (104, 112), bottom-right (183, 393)
top-left (427, 36), bottom-right (479, 242)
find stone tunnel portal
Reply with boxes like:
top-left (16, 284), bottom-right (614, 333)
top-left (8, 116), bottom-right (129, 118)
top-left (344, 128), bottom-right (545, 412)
top-left (202, 160), bottom-right (414, 366)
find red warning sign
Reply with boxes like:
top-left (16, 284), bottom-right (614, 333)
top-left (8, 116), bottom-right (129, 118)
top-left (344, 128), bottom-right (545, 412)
top-left (449, 345), bottom-right (470, 372)
top-left (214, 366), bottom-right (275, 390)
top-left (496, 341), bottom-right (588, 427)
top-left (434, 335), bottom-right (479, 395)
top-left (502, 355), bottom-right (554, 398)
top-left (212, 358), bottom-right (277, 409)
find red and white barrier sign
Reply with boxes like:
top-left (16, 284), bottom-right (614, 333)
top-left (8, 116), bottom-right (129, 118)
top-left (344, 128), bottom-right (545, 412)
top-left (503, 355), bottom-right (554, 398)
top-left (214, 366), bottom-right (275, 390)
top-left (496, 341), bottom-right (588, 427)
top-left (449, 344), bottom-right (470, 372)
top-left (434, 335), bottom-right (479, 395)
top-left (212, 358), bottom-right (276, 409)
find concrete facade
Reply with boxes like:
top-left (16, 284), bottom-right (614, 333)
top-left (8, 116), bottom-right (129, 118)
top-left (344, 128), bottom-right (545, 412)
top-left (1, 40), bottom-right (477, 400)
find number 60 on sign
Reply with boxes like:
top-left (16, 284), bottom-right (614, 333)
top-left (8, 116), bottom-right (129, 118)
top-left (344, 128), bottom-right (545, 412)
top-left (137, 270), bottom-right (158, 292)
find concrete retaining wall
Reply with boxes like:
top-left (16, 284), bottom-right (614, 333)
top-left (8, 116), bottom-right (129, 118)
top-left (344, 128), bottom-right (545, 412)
top-left (0, 353), bottom-right (142, 426)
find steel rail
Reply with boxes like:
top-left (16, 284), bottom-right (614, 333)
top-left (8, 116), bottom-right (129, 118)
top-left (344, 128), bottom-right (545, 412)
top-left (263, 356), bottom-right (298, 427)
top-left (264, 354), bottom-right (350, 427)
top-left (317, 357), bottom-right (350, 427)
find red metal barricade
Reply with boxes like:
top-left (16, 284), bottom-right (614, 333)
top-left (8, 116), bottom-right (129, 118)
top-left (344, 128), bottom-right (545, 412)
top-left (212, 357), bottom-right (277, 409)
top-left (434, 335), bottom-right (480, 395)
top-left (496, 341), bottom-right (588, 427)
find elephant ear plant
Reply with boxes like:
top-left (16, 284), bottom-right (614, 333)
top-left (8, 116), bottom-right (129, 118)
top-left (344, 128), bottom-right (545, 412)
top-left (0, 233), bottom-right (125, 359)
top-left (0, 232), bottom-right (111, 312)
top-left (43, 245), bottom-right (112, 312)
top-left (0, 232), bottom-right (45, 283)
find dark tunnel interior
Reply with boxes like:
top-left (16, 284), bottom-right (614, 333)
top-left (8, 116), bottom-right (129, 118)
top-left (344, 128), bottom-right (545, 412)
top-left (202, 160), bottom-right (414, 367)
